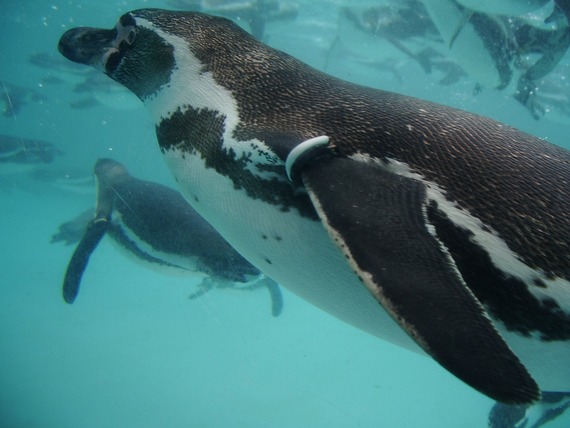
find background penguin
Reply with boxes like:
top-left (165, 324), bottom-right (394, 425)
top-left (166, 0), bottom-right (299, 40)
top-left (1, 81), bottom-right (48, 118)
top-left (58, 9), bottom-right (569, 407)
top-left (333, 2), bottom-right (468, 86)
top-left (56, 158), bottom-right (282, 317)
top-left (489, 391), bottom-right (570, 428)
top-left (0, 134), bottom-right (62, 175)
top-left (455, 0), bottom-right (551, 16)
top-left (420, 0), bottom-right (570, 118)
top-left (419, 0), bottom-right (518, 90)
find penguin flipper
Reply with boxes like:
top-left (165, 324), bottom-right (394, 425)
top-left (62, 218), bottom-right (108, 304)
top-left (298, 154), bottom-right (539, 404)
top-left (449, 9), bottom-right (474, 49)
top-left (263, 277), bottom-right (283, 317)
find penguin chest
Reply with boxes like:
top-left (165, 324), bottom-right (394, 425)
top-left (161, 147), bottom-right (422, 352)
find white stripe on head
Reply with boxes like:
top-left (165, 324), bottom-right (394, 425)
top-left (136, 17), bottom-right (284, 179)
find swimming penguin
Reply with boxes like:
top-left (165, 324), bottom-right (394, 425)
top-left (337, 3), bottom-right (442, 74)
top-left (489, 391), bottom-right (570, 428)
top-left (58, 9), bottom-right (570, 406)
top-left (1, 82), bottom-right (48, 118)
top-left (167, 0), bottom-right (299, 40)
top-left (420, 0), bottom-right (570, 118)
top-left (523, 63), bottom-right (570, 125)
top-left (335, 3), bottom-right (467, 86)
top-left (455, 0), bottom-right (550, 16)
top-left (59, 158), bottom-right (282, 316)
top-left (0, 134), bottom-right (62, 175)
top-left (419, 0), bottom-right (518, 90)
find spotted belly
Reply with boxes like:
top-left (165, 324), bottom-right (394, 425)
top-left (163, 148), bottom-right (423, 352)
top-left (163, 147), bottom-right (570, 392)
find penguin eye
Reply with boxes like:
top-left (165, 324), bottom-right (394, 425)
top-left (126, 29), bottom-right (136, 45)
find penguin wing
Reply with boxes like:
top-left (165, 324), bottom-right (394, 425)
top-left (298, 153), bottom-right (539, 404)
top-left (62, 218), bottom-right (109, 304)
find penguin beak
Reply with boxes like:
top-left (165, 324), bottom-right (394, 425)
top-left (58, 27), bottom-right (117, 69)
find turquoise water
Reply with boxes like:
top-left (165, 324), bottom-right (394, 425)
top-left (1, 1), bottom-right (569, 427)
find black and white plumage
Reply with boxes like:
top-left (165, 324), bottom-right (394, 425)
top-left (0, 134), bottom-right (61, 174)
top-left (59, 158), bottom-right (281, 316)
top-left (58, 9), bottom-right (569, 405)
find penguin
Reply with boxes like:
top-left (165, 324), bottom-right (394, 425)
top-left (166, 0), bottom-right (299, 40)
top-left (337, 3), bottom-right (442, 75)
top-left (524, 63), bottom-right (570, 125)
top-left (455, 0), bottom-right (550, 16)
top-left (489, 392), bottom-right (570, 428)
top-left (334, 3), bottom-right (467, 86)
top-left (59, 158), bottom-right (282, 316)
top-left (1, 81), bottom-right (48, 119)
top-left (420, 0), bottom-right (570, 118)
top-left (0, 134), bottom-right (62, 175)
top-left (418, 0), bottom-right (518, 90)
top-left (58, 9), bottom-right (570, 405)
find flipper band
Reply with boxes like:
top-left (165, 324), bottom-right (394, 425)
top-left (285, 135), bottom-right (330, 182)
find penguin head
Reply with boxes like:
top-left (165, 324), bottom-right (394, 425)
top-left (94, 158), bottom-right (129, 184)
top-left (58, 9), bottom-right (258, 101)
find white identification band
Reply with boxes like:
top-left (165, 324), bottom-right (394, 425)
top-left (285, 135), bottom-right (330, 182)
